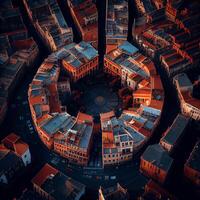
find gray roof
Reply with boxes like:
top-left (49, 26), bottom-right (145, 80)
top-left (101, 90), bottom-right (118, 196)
top-left (63, 41), bottom-right (98, 68)
top-left (120, 58), bottom-right (148, 78)
top-left (31, 89), bottom-right (42, 97)
top-left (144, 120), bottom-right (154, 130)
top-left (142, 144), bottom-right (173, 171)
top-left (41, 113), bottom-right (74, 135)
top-left (160, 114), bottom-right (189, 146)
top-left (124, 126), bottom-right (145, 144)
top-left (79, 125), bottom-right (93, 149)
top-left (106, 0), bottom-right (128, 41)
top-left (33, 104), bottom-right (42, 118)
top-left (174, 73), bottom-right (193, 88)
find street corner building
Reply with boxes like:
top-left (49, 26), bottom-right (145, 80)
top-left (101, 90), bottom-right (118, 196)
top-left (32, 163), bottom-right (86, 200)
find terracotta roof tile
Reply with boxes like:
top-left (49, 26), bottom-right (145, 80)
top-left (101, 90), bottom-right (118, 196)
top-left (76, 112), bottom-right (93, 123)
top-left (100, 111), bottom-right (115, 122)
top-left (182, 91), bottom-right (200, 109)
top-left (32, 164), bottom-right (58, 187)
top-left (14, 141), bottom-right (29, 156)
top-left (2, 133), bottom-right (20, 145)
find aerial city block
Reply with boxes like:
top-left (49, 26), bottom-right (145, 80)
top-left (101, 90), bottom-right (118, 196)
top-left (0, 0), bottom-right (200, 200)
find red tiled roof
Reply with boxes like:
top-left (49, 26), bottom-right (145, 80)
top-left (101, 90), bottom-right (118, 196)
top-left (138, 79), bottom-right (150, 88)
top-left (72, 0), bottom-right (97, 32)
top-left (32, 163), bottom-right (58, 187)
top-left (2, 133), bottom-right (20, 144)
top-left (133, 88), bottom-right (152, 98)
top-left (2, 133), bottom-right (29, 156)
top-left (100, 111), bottom-right (115, 122)
top-left (106, 44), bottom-right (118, 54)
top-left (76, 112), bottom-right (93, 123)
top-left (37, 113), bottom-right (52, 125)
top-left (14, 141), bottom-right (29, 156)
top-left (0, 144), bottom-right (9, 152)
top-left (29, 95), bottom-right (45, 105)
top-left (151, 75), bottom-right (163, 90)
top-left (182, 91), bottom-right (200, 109)
top-left (11, 38), bottom-right (35, 50)
top-left (149, 99), bottom-right (164, 111)
top-left (1, 28), bottom-right (28, 37)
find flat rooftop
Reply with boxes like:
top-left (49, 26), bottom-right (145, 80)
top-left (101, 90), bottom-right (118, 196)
top-left (41, 113), bottom-right (74, 135)
top-left (63, 41), bottom-right (98, 68)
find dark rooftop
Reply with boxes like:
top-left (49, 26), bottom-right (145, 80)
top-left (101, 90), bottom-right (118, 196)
top-left (160, 114), bottom-right (189, 147)
top-left (0, 149), bottom-right (22, 175)
top-left (141, 144), bottom-right (173, 172)
top-left (41, 172), bottom-right (85, 200)
top-left (186, 140), bottom-right (200, 172)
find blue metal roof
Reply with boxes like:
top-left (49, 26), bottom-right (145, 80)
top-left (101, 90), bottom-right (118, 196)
top-left (119, 41), bottom-right (138, 55)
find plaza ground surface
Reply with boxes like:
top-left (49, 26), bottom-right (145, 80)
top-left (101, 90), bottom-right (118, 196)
top-left (67, 72), bottom-right (122, 121)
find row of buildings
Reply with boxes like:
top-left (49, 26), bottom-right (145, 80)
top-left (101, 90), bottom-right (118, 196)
top-left (67, 0), bottom-right (98, 43)
top-left (106, 0), bottom-right (128, 50)
top-left (31, 163), bottom-right (85, 200)
top-left (16, 163), bottom-right (130, 200)
top-left (136, 1), bottom-right (200, 122)
top-left (27, 36), bottom-right (165, 168)
top-left (135, 0), bottom-right (167, 23)
top-left (140, 114), bottom-right (190, 184)
top-left (134, 0), bottom-right (200, 197)
top-left (101, 41), bottom-right (164, 166)
top-left (28, 41), bottom-right (99, 166)
top-left (22, 0), bottom-right (164, 169)
top-left (0, 0), bottom-right (39, 125)
top-left (23, 0), bottom-right (73, 52)
top-left (0, 133), bottom-right (31, 185)
top-left (17, 146), bottom-right (199, 200)
top-left (140, 113), bottom-right (200, 190)
top-left (173, 73), bottom-right (200, 121)
top-left (67, 0), bottom-right (129, 48)
top-left (5, 162), bottom-right (86, 200)
top-left (134, 0), bottom-right (200, 77)
top-left (19, 0), bottom-right (131, 51)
